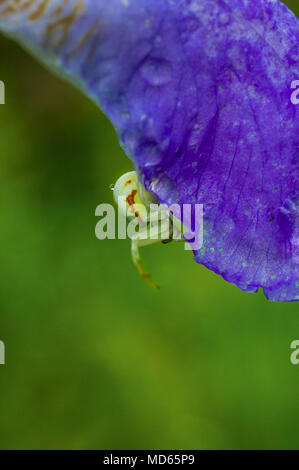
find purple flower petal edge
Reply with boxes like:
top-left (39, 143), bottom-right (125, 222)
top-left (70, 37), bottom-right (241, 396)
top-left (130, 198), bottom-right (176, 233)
top-left (0, 0), bottom-right (298, 300)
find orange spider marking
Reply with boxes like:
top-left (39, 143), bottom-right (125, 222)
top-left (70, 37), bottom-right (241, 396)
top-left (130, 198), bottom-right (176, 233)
top-left (126, 189), bottom-right (137, 207)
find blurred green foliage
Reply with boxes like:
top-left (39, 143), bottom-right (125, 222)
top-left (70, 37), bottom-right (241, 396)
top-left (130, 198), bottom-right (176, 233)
top-left (0, 0), bottom-right (298, 450)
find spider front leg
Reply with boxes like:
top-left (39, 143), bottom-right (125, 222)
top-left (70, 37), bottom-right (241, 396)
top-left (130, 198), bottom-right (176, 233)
top-left (131, 237), bottom-right (160, 290)
top-left (129, 209), bottom-right (177, 289)
top-left (113, 171), bottom-right (183, 288)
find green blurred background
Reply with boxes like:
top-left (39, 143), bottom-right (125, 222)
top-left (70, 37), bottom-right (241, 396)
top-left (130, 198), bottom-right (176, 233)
top-left (0, 0), bottom-right (298, 450)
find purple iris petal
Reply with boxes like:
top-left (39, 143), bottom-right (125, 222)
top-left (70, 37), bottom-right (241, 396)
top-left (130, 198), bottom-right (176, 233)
top-left (0, 0), bottom-right (298, 300)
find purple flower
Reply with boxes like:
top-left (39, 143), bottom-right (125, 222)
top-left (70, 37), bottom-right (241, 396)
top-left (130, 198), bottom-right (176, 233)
top-left (0, 0), bottom-right (298, 301)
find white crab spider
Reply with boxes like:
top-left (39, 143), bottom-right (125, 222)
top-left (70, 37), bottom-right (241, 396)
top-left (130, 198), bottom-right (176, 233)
top-left (113, 171), bottom-right (183, 289)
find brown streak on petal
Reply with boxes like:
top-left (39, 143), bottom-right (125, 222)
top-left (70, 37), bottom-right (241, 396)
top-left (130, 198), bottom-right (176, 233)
top-left (83, 28), bottom-right (103, 64)
top-left (66, 18), bottom-right (102, 58)
top-left (0, 0), bottom-right (17, 16)
top-left (49, 0), bottom-right (68, 18)
top-left (20, 0), bottom-right (35, 11)
top-left (46, 0), bottom-right (84, 49)
top-left (29, 0), bottom-right (49, 21)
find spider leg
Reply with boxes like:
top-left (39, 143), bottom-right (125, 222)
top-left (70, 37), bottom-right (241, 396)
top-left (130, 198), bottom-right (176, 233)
top-left (131, 239), bottom-right (160, 290)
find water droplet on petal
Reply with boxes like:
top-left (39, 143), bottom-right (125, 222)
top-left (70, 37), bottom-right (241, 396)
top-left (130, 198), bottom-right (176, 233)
top-left (219, 13), bottom-right (230, 25)
top-left (149, 174), bottom-right (180, 206)
top-left (140, 58), bottom-right (172, 86)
